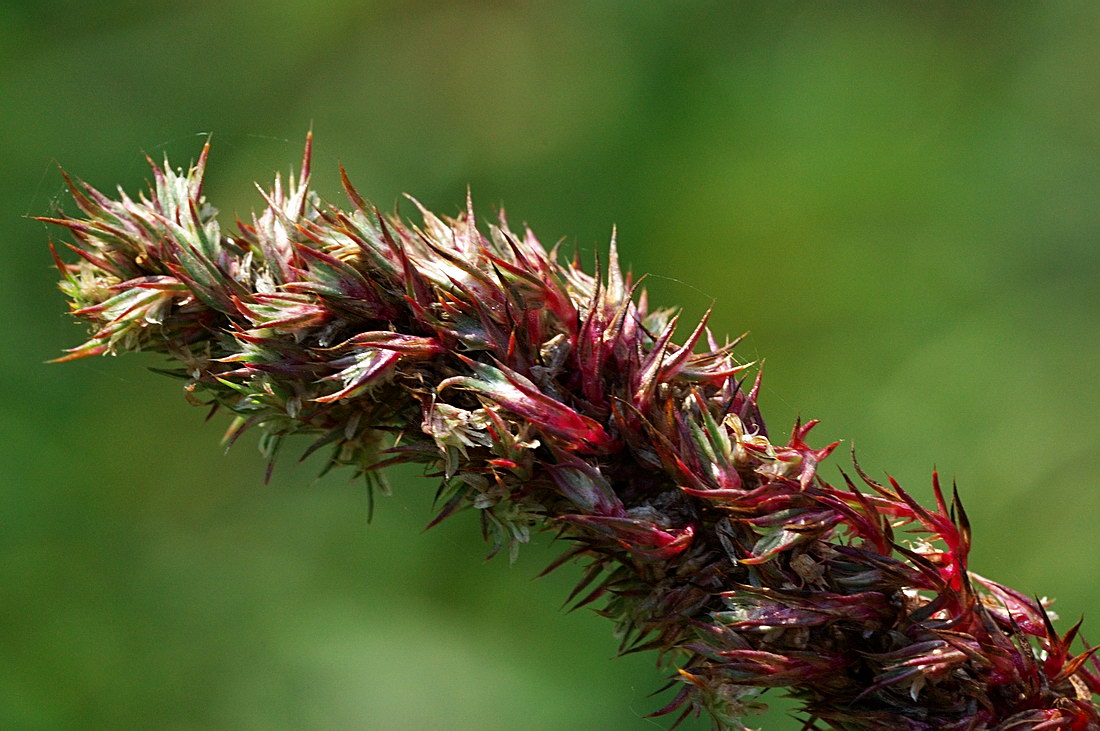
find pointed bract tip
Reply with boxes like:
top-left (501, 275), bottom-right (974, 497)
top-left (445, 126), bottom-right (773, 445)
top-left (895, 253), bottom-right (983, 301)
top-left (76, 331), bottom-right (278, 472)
top-left (301, 130), bottom-right (313, 182)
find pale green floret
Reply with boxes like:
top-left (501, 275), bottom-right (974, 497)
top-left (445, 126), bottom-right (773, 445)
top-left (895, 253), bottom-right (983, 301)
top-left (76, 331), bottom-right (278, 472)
top-left (421, 402), bottom-right (493, 478)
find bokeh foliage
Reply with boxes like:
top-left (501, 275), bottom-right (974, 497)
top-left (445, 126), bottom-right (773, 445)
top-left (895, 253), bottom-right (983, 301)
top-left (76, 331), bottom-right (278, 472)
top-left (3, 2), bottom-right (1100, 729)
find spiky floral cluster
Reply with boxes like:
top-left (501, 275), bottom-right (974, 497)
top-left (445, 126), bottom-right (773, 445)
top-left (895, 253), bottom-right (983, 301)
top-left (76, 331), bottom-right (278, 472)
top-left (46, 137), bottom-right (1100, 730)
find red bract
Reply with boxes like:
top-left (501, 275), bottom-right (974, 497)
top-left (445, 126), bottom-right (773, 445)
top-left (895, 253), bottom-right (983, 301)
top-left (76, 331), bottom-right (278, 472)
top-left (47, 136), bottom-right (1100, 730)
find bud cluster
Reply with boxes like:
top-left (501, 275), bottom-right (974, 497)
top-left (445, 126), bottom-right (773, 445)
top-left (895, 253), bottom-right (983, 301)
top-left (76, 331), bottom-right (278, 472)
top-left (46, 137), bottom-right (1100, 729)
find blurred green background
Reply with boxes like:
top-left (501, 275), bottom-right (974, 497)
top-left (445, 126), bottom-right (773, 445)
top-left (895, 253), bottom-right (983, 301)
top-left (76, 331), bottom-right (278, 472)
top-left (3, 1), bottom-right (1100, 729)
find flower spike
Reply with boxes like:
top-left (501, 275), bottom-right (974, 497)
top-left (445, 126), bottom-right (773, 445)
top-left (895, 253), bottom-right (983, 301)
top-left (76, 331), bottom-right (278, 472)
top-left (47, 138), bottom-right (1099, 730)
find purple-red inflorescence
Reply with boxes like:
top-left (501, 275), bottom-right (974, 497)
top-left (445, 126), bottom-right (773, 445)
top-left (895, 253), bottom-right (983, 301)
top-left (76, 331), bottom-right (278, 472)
top-left (45, 136), bottom-right (1100, 730)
